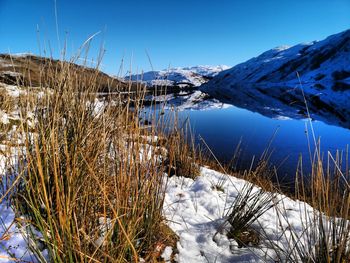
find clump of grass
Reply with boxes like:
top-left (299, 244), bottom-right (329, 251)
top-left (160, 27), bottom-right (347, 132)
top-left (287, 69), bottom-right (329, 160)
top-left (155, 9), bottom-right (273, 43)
top-left (269, 154), bottom-right (350, 263)
top-left (8, 54), bottom-right (182, 262)
top-left (200, 132), bottom-right (279, 248)
top-left (0, 87), bottom-right (16, 113)
top-left (297, 153), bottom-right (350, 263)
top-left (268, 77), bottom-right (350, 262)
top-left (166, 132), bottom-right (200, 179)
top-left (224, 180), bottom-right (276, 248)
top-left (164, 116), bottom-right (201, 179)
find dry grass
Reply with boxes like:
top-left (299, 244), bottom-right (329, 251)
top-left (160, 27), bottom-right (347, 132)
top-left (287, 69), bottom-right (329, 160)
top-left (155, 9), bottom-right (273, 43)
top-left (224, 180), bottom-right (276, 248)
top-left (266, 153), bottom-right (350, 263)
top-left (267, 79), bottom-right (350, 263)
top-left (0, 55), bottom-right (190, 262)
top-left (165, 126), bottom-right (201, 179)
top-left (0, 87), bottom-right (16, 112)
top-left (290, 152), bottom-right (350, 262)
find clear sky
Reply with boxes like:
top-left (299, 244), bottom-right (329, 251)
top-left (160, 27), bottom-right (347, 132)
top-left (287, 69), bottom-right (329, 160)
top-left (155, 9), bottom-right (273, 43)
top-left (1, 0), bottom-right (349, 75)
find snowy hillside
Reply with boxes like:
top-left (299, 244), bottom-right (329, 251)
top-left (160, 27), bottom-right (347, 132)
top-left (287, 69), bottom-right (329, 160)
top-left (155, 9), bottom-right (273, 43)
top-left (201, 29), bottom-right (350, 129)
top-left (128, 65), bottom-right (230, 88)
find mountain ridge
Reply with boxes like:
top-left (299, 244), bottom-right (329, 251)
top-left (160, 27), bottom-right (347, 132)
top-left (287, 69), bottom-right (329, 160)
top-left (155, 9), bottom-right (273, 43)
top-left (200, 29), bottom-right (350, 129)
top-left (128, 65), bottom-right (230, 88)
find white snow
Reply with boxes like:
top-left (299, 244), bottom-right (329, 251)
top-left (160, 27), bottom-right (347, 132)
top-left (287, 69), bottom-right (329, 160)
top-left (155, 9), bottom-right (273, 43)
top-left (163, 166), bottom-right (341, 262)
top-left (128, 65), bottom-right (230, 87)
top-left (161, 246), bottom-right (174, 262)
top-left (0, 205), bottom-right (39, 263)
top-left (0, 111), bottom-right (10, 125)
top-left (0, 59), bottom-right (15, 68)
top-left (0, 84), bottom-right (24, 98)
top-left (0, 149), bottom-right (40, 263)
top-left (94, 217), bottom-right (112, 247)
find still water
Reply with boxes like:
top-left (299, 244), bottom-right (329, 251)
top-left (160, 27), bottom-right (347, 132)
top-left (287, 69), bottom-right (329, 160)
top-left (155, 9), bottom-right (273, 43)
top-left (174, 106), bottom-right (350, 182)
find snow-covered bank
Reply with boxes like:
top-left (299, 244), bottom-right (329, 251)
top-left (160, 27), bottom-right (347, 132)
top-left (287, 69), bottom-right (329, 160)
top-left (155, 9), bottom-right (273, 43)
top-left (1, 151), bottom-right (348, 262)
top-left (163, 167), bottom-right (343, 263)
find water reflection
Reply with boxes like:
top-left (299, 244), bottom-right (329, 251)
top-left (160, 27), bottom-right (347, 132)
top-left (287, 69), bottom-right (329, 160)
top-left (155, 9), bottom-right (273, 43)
top-left (174, 106), bottom-right (350, 182)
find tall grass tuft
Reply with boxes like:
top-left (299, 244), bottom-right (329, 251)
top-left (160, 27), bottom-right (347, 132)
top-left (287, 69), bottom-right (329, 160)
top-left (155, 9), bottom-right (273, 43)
top-left (268, 76), bottom-right (350, 262)
top-left (9, 55), bottom-right (179, 262)
top-left (293, 151), bottom-right (350, 263)
top-left (269, 153), bottom-right (350, 262)
top-left (165, 119), bottom-right (201, 179)
top-left (224, 174), bottom-right (276, 248)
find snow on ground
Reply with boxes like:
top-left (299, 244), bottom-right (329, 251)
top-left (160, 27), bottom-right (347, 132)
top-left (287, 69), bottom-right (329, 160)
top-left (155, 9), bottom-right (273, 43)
top-left (163, 167), bottom-right (324, 263)
top-left (0, 83), bottom-right (51, 99)
top-left (0, 205), bottom-right (39, 263)
top-left (0, 149), bottom-right (40, 263)
top-left (0, 59), bottom-right (15, 68)
top-left (0, 84), bottom-right (24, 98)
top-left (0, 117), bottom-right (345, 263)
top-left (0, 111), bottom-right (10, 125)
top-left (0, 84), bottom-right (42, 262)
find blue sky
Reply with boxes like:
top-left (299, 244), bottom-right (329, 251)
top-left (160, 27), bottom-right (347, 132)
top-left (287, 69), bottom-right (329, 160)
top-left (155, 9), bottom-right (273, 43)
top-left (1, 0), bottom-right (349, 75)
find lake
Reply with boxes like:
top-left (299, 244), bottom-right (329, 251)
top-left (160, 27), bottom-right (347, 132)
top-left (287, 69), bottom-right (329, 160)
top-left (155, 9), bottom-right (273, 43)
top-left (170, 105), bottom-right (350, 184)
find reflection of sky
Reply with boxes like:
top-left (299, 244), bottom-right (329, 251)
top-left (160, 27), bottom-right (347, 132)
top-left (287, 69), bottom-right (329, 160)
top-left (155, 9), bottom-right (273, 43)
top-left (176, 106), bottom-right (350, 181)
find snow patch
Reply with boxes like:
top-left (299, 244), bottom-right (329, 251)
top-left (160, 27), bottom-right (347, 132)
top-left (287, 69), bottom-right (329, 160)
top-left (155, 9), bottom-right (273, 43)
top-left (163, 167), bottom-right (337, 262)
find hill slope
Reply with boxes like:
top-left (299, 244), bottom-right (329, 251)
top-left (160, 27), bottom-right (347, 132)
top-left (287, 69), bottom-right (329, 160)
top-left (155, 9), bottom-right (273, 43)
top-left (201, 29), bottom-right (350, 128)
top-left (0, 54), bottom-right (132, 92)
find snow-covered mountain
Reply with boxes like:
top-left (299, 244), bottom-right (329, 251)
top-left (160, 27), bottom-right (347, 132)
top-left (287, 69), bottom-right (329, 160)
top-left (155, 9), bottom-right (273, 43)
top-left (201, 29), bottom-right (350, 129)
top-left (128, 65), bottom-right (230, 88)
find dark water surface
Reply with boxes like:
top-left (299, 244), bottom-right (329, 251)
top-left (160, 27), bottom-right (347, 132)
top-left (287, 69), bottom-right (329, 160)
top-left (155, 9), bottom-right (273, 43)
top-left (173, 106), bottom-right (350, 183)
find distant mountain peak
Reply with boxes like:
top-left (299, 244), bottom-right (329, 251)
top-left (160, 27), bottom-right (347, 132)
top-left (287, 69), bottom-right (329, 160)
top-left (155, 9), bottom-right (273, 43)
top-left (127, 65), bottom-right (231, 87)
